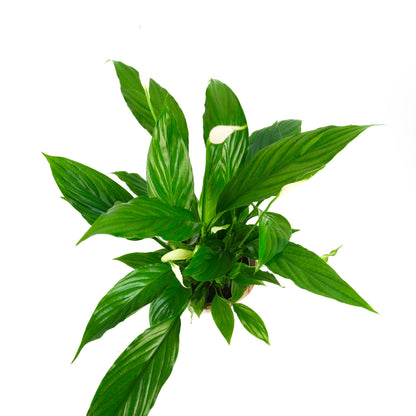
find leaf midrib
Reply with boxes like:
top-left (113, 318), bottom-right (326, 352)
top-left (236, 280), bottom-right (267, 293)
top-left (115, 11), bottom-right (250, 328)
top-left (96, 318), bottom-right (179, 414)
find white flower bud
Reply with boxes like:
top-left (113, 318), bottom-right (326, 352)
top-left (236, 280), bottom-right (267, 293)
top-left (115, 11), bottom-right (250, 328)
top-left (161, 249), bottom-right (193, 263)
top-left (208, 125), bottom-right (247, 144)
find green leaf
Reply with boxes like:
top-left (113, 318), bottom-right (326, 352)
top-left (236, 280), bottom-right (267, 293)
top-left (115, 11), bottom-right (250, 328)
top-left (189, 284), bottom-right (209, 317)
top-left (113, 60), bottom-right (155, 134)
top-left (149, 278), bottom-right (191, 325)
top-left (113, 171), bottom-right (148, 197)
top-left (73, 264), bottom-right (173, 361)
top-left (148, 79), bottom-right (189, 148)
top-left (254, 269), bottom-right (281, 286)
top-left (233, 303), bottom-right (270, 345)
top-left (114, 250), bottom-right (168, 268)
top-left (321, 245), bottom-right (343, 262)
top-left (217, 125), bottom-right (372, 212)
top-left (248, 119), bottom-right (302, 159)
top-left (147, 108), bottom-right (195, 210)
top-left (113, 61), bottom-right (188, 145)
top-left (258, 212), bottom-right (292, 269)
top-left (44, 154), bottom-right (132, 224)
top-left (87, 317), bottom-right (181, 416)
top-left (230, 280), bottom-right (247, 302)
top-left (229, 263), bottom-right (265, 286)
top-left (267, 242), bottom-right (376, 312)
top-left (78, 196), bottom-right (201, 244)
top-left (184, 245), bottom-right (234, 282)
top-left (211, 295), bottom-right (234, 344)
top-left (200, 79), bottom-right (248, 224)
top-left (243, 239), bottom-right (260, 260)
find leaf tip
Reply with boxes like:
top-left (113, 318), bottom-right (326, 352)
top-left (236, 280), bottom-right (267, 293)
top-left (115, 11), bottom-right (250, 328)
top-left (42, 152), bottom-right (52, 162)
top-left (76, 232), bottom-right (89, 246)
top-left (366, 304), bottom-right (379, 314)
top-left (71, 346), bottom-right (82, 364)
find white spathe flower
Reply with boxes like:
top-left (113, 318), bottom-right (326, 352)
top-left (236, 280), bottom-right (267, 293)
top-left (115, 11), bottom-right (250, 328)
top-left (161, 249), bottom-right (193, 263)
top-left (211, 224), bottom-right (230, 234)
top-left (208, 125), bottom-right (247, 144)
top-left (169, 262), bottom-right (186, 287)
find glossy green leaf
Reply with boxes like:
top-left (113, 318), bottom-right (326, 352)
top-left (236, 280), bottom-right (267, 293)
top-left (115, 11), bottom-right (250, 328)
top-left (242, 239), bottom-right (259, 260)
top-left (114, 250), bottom-right (168, 268)
top-left (74, 264), bottom-right (173, 361)
top-left (44, 154), bottom-right (132, 224)
top-left (189, 284), bottom-right (209, 317)
top-left (113, 171), bottom-right (148, 197)
top-left (184, 245), bottom-right (233, 282)
top-left (211, 295), bottom-right (234, 344)
top-left (254, 270), bottom-right (281, 286)
top-left (149, 278), bottom-right (191, 325)
top-left (229, 263), bottom-right (265, 286)
top-left (248, 119), bottom-right (302, 159)
top-left (148, 78), bottom-right (189, 148)
top-left (113, 61), bottom-right (188, 145)
top-left (87, 317), bottom-right (181, 416)
top-left (233, 303), bottom-right (270, 344)
top-left (258, 212), bottom-right (292, 269)
top-left (217, 125), bottom-right (371, 212)
top-left (113, 61), bottom-right (155, 134)
top-left (233, 224), bottom-right (259, 245)
top-left (200, 79), bottom-right (248, 224)
top-left (78, 196), bottom-right (201, 244)
top-left (147, 108), bottom-right (194, 210)
top-left (230, 280), bottom-right (247, 302)
top-left (267, 242), bottom-right (376, 312)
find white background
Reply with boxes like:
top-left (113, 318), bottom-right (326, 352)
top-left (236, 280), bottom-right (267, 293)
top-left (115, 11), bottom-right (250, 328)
top-left (1, 0), bottom-right (415, 415)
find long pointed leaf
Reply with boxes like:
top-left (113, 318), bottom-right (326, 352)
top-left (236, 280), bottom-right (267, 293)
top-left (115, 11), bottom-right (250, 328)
top-left (184, 245), bottom-right (234, 282)
top-left (44, 154), bottom-right (132, 224)
top-left (113, 61), bottom-right (188, 144)
top-left (217, 125), bottom-right (371, 212)
top-left (147, 108), bottom-right (195, 210)
top-left (211, 295), bottom-right (234, 344)
top-left (200, 79), bottom-right (248, 223)
top-left (113, 61), bottom-right (155, 133)
top-left (233, 303), bottom-right (270, 345)
top-left (87, 317), bottom-right (181, 416)
top-left (258, 212), bottom-right (292, 269)
top-left (149, 79), bottom-right (189, 147)
top-left (248, 119), bottom-right (302, 159)
top-left (149, 278), bottom-right (191, 325)
top-left (114, 250), bottom-right (168, 269)
top-left (267, 242), bottom-right (375, 312)
top-left (73, 264), bottom-right (173, 361)
top-left (78, 196), bottom-right (201, 244)
top-left (113, 171), bottom-right (148, 197)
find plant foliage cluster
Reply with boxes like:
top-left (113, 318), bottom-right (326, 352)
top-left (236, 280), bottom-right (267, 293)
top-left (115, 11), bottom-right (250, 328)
top-left (45, 61), bottom-right (375, 416)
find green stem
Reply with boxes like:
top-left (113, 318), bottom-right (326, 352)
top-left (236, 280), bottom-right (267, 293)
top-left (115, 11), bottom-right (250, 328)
top-left (153, 237), bottom-right (170, 250)
top-left (237, 195), bottom-right (279, 249)
top-left (224, 210), bottom-right (237, 251)
top-left (204, 210), bottom-right (226, 235)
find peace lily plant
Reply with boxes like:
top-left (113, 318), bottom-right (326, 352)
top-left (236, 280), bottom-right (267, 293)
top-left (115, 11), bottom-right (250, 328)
top-left (45, 61), bottom-right (375, 416)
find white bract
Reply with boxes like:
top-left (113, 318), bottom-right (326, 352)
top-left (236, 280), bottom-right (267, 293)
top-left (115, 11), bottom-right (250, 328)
top-left (161, 249), bottom-right (193, 263)
top-left (208, 125), bottom-right (247, 144)
top-left (169, 261), bottom-right (186, 287)
top-left (211, 224), bottom-right (230, 233)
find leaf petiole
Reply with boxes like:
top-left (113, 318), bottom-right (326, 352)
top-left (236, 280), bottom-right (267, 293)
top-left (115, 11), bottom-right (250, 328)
top-left (237, 195), bottom-right (279, 249)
